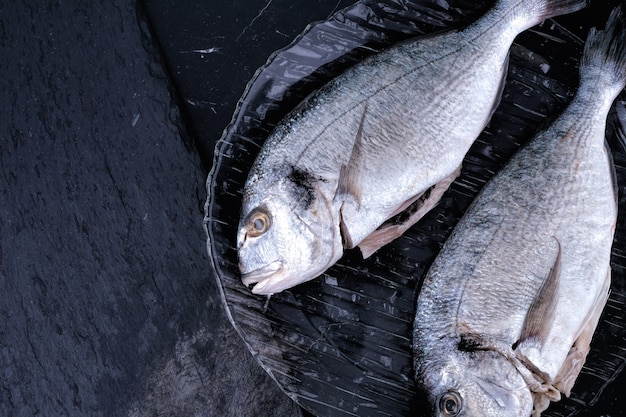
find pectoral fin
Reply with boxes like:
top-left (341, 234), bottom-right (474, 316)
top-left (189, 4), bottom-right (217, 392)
top-left (335, 103), bottom-right (370, 249)
top-left (335, 103), bottom-right (367, 207)
top-left (510, 241), bottom-right (564, 414)
top-left (357, 165), bottom-right (460, 258)
top-left (516, 240), bottom-right (562, 349)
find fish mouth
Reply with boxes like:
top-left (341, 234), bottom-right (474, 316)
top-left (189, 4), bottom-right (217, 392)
top-left (241, 261), bottom-right (284, 294)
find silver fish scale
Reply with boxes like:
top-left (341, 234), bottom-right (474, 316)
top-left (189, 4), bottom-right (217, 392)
top-left (254, 29), bottom-right (512, 244)
top-left (237, 0), bottom-right (593, 298)
top-left (414, 52), bottom-right (620, 415)
top-left (421, 109), bottom-right (614, 338)
top-left (207, 0), bottom-right (626, 415)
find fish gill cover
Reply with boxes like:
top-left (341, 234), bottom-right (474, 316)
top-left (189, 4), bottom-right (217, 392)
top-left (204, 1), bottom-right (626, 416)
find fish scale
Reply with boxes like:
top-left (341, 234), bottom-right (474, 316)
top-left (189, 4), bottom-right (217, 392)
top-left (237, 0), bottom-right (588, 295)
top-left (413, 6), bottom-right (625, 416)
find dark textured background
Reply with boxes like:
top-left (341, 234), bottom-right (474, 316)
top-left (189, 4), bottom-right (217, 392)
top-left (0, 1), bottom-right (304, 416)
top-left (1, 0), bottom-right (624, 416)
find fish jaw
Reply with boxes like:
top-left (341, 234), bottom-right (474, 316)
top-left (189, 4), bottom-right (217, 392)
top-left (237, 177), bottom-right (343, 295)
top-left (242, 262), bottom-right (317, 295)
top-left (241, 261), bottom-right (283, 292)
top-left (238, 252), bottom-right (343, 296)
top-left (240, 260), bottom-right (319, 296)
top-left (236, 212), bottom-right (341, 295)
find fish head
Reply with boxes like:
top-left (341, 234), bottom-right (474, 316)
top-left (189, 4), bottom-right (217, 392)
top-left (237, 167), bottom-right (343, 295)
top-left (417, 349), bottom-right (533, 417)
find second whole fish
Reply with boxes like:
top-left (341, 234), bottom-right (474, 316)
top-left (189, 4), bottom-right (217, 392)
top-left (236, 0), bottom-right (588, 295)
top-left (412, 7), bottom-right (625, 417)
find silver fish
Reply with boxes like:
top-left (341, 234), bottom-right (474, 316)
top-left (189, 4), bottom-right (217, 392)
top-left (413, 7), bottom-right (625, 417)
top-left (237, 0), bottom-right (588, 295)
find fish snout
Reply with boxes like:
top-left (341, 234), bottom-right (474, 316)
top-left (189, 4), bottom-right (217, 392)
top-left (240, 261), bottom-right (283, 294)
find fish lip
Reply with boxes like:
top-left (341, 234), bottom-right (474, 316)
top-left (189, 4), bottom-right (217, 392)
top-left (241, 261), bottom-right (283, 289)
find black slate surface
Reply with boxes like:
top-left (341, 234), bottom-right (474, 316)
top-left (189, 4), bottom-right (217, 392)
top-left (0, 1), bottom-right (302, 416)
top-left (2, 0), bottom-right (626, 416)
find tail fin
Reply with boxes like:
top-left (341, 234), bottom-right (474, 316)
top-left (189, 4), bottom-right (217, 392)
top-left (491, 0), bottom-right (587, 35)
top-left (580, 6), bottom-right (626, 94)
top-left (528, 0), bottom-right (588, 22)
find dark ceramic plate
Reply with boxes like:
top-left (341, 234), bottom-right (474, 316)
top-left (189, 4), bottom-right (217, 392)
top-left (204, 1), bottom-right (626, 416)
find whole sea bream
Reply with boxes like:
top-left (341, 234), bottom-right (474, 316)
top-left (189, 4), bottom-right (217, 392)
top-left (413, 7), bottom-right (626, 417)
top-left (236, 0), bottom-right (588, 295)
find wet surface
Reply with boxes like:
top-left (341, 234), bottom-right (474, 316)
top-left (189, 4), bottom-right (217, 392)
top-left (2, 0), bottom-right (626, 416)
top-left (197, 1), bottom-right (626, 416)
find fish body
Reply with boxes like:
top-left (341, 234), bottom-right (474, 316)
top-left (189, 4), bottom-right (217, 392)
top-left (413, 8), bottom-right (625, 417)
top-left (237, 0), bottom-right (588, 295)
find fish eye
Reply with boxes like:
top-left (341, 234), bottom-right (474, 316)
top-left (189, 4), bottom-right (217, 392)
top-left (439, 391), bottom-right (462, 416)
top-left (246, 209), bottom-right (271, 237)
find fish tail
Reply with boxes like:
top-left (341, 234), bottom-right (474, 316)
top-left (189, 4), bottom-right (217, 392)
top-left (579, 6), bottom-right (626, 96)
top-left (525, 0), bottom-right (588, 22)
top-left (500, 0), bottom-right (587, 22)
top-left (489, 0), bottom-right (587, 35)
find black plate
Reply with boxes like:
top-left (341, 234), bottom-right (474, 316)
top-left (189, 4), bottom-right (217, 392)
top-left (204, 1), bottom-right (626, 416)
